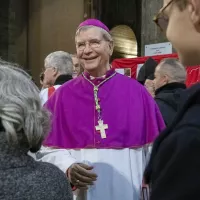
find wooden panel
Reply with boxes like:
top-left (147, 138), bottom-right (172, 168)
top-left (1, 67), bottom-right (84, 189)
top-left (0, 1), bottom-right (9, 60)
top-left (8, 0), bottom-right (28, 67)
top-left (141, 0), bottom-right (167, 55)
top-left (0, 0), bottom-right (28, 67)
top-left (28, 0), bottom-right (84, 85)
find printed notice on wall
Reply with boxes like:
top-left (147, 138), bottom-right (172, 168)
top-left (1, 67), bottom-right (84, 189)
top-left (145, 42), bottom-right (172, 56)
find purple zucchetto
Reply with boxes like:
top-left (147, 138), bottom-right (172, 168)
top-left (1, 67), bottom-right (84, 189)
top-left (78, 19), bottom-right (110, 32)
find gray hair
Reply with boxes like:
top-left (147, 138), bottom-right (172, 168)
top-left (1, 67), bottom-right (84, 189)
top-left (158, 58), bottom-right (187, 83)
top-left (0, 61), bottom-right (50, 153)
top-left (75, 25), bottom-right (113, 43)
top-left (45, 51), bottom-right (73, 75)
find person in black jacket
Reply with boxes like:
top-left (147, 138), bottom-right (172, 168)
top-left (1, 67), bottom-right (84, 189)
top-left (154, 58), bottom-right (187, 126)
top-left (144, 0), bottom-right (200, 200)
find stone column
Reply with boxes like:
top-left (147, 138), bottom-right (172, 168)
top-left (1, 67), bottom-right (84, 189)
top-left (8, 0), bottom-right (28, 67)
top-left (0, 1), bottom-right (10, 60)
top-left (0, 0), bottom-right (28, 67)
top-left (141, 0), bottom-right (167, 55)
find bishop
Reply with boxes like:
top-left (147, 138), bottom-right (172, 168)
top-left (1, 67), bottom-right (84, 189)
top-left (36, 19), bottom-right (165, 200)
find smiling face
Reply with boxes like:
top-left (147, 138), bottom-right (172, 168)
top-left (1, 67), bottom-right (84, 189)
top-left (160, 0), bottom-right (200, 66)
top-left (75, 27), bottom-right (113, 75)
top-left (43, 61), bottom-right (58, 86)
top-left (154, 65), bottom-right (168, 90)
top-left (72, 56), bottom-right (80, 78)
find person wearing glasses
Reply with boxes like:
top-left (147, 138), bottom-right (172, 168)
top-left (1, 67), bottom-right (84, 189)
top-left (71, 54), bottom-right (84, 78)
top-left (144, 0), bottom-right (200, 199)
top-left (39, 51), bottom-right (73, 105)
top-left (36, 19), bottom-right (165, 200)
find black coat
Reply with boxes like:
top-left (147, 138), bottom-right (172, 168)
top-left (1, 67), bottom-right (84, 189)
top-left (144, 83), bottom-right (200, 200)
top-left (54, 74), bottom-right (73, 85)
top-left (155, 82), bottom-right (186, 126)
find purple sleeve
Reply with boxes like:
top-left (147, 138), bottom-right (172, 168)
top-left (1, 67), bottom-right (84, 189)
top-left (43, 88), bottom-right (64, 147)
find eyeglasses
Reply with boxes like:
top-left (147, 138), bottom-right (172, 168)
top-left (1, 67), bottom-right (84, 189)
top-left (153, 0), bottom-right (174, 32)
top-left (76, 39), bottom-right (106, 51)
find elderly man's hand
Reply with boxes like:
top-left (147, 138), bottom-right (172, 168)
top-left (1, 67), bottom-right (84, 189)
top-left (145, 79), bottom-right (155, 97)
top-left (68, 163), bottom-right (97, 190)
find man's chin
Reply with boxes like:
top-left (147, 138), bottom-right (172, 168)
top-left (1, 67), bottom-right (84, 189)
top-left (84, 66), bottom-right (98, 71)
top-left (178, 51), bottom-right (200, 67)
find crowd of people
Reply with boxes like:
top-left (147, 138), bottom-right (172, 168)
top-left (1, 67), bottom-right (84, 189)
top-left (1, 0), bottom-right (200, 200)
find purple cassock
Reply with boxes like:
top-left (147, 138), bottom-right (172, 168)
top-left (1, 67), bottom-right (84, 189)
top-left (44, 69), bottom-right (165, 149)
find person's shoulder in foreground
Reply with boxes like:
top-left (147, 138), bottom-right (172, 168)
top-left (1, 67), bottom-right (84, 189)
top-left (3, 160), bottom-right (73, 200)
top-left (149, 83), bottom-right (200, 200)
top-left (150, 124), bottom-right (200, 200)
top-left (32, 161), bottom-right (73, 200)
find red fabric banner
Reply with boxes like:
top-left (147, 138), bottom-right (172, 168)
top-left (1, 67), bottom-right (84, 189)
top-left (112, 53), bottom-right (200, 87)
top-left (186, 66), bottom-right (200, 87)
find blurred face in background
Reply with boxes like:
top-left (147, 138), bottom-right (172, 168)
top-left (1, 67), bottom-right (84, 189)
top-left (154, 65), bottom-right (168, 90)
top-left (72, 56), bottom-right (81, 78)
top-left (156, 0), bottom-right (200, 66)
top-left (43, 62), bottom-right (58, 87)
top-left (40, 72), bottom-right (51, 89)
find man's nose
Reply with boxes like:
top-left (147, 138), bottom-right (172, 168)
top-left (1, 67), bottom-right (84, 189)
top-left (84, 43), bottom-right (92, 54)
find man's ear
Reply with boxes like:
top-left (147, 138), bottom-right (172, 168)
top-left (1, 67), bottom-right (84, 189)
top-left (109, 41), bottom-right (114, 56)
top-left (163, 74), bottom-right (169, 83)
top-left (53, 67), bottom-right (58, 76)
top-left (188, 0), bottom-right (200, 27)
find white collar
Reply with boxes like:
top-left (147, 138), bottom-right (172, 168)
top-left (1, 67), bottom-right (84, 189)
top-left (90, 75), bottom-right (106, 80)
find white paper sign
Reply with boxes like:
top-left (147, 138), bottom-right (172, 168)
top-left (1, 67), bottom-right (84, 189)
top-left (115, 68), bottom-right (124, 75)
top-left (145, 42), bottom-right (172, 56)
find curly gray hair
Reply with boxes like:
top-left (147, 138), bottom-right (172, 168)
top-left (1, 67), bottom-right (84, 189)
top-left (0, 61), bottom-right (50, 153)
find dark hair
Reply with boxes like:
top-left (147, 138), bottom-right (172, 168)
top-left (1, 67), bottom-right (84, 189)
top-left (176, 0), bottom-right (188, 10)
top-left (137, 57), bottom-right (158, 85)
top-left (147, 74), bottom-right (155, 80)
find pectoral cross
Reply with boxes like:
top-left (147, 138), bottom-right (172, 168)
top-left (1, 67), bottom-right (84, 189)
top-left (95, 120), bottom-right (108, 139)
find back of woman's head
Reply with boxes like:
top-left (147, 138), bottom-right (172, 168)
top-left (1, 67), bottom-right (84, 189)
top-left (0, 61), bottom-right (50, 153)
